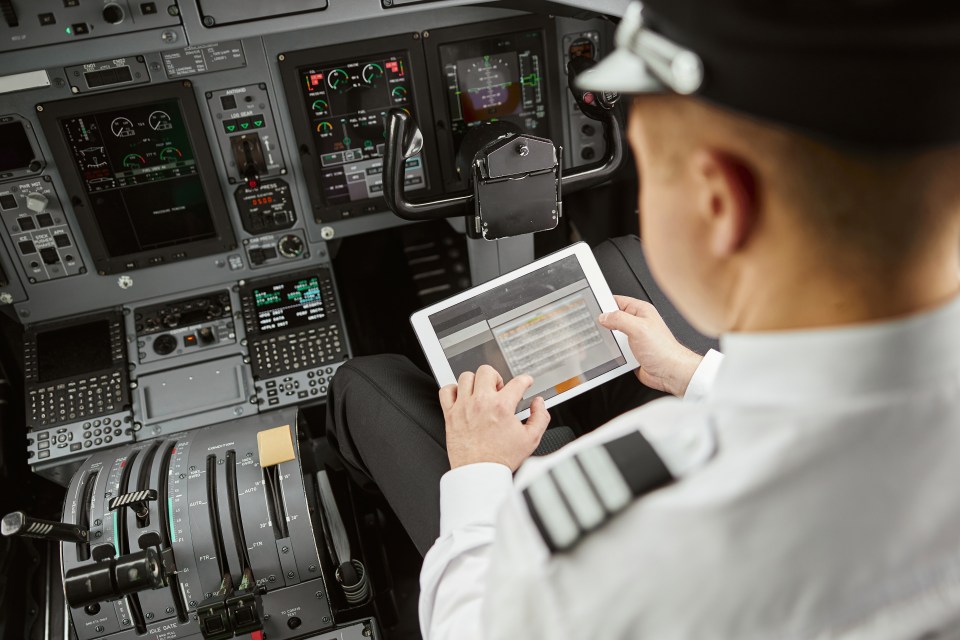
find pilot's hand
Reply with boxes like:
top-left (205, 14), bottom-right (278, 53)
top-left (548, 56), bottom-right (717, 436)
top-left (439, 365), bottom-right (551, 471)
top-left (598, 295), bottom-right (703, 397)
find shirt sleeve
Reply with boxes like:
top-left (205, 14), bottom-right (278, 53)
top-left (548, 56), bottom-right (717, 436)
top-left (683, 349), bottom-right (724, 402)
top-left (419, 462), bottom-right (514, 640)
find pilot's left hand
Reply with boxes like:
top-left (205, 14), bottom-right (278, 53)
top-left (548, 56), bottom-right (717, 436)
top-left (439, 365), bottom-right (551, 471)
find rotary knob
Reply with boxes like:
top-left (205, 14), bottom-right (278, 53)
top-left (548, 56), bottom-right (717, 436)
top-left (278, 235), bottom-right (304, 259)
top-left (102, 3), bottom-right (125, 24)
top-left (25, 192), bottom-right (48, 213)
top-left (152, 334), bottom-right (177, 356)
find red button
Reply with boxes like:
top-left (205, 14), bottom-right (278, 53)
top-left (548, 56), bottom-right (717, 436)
top-left (582, 92), bottom-right (596, 105)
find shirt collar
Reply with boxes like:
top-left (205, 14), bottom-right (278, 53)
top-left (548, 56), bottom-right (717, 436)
top-left (712, 294), bottom-right (960, 404)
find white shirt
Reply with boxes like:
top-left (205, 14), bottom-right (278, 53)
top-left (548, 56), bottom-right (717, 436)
top-left (419, 295), bottom-right (960, 639)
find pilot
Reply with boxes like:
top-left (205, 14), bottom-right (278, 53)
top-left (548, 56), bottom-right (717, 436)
top-left (327, 0), bottom-right (960, 636)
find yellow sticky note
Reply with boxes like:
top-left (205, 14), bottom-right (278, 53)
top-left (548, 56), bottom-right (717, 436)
top-left (257, 424), bottom-right (295, 467)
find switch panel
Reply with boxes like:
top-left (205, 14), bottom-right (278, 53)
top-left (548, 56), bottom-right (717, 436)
top-left (561, 31), bottom-right (607, 169)
top-left (207, 85), bottom-right (286, 184)
top-left (0, 179), bottom-right (84, 282)
top-left (0, 0), bottom-right (181, 54)
top-left (243, 230), bottom-right (309, 269)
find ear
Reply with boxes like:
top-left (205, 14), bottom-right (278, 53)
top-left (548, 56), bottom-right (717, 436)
top-left (691, 149), bottom-right (758, 256)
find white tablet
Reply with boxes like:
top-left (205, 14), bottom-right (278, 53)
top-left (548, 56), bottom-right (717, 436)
top-left (410, 242), bottom-right (639, 419)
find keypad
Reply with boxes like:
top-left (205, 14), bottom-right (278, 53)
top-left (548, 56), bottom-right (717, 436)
top-left (262, 366), bottom-right (338, 407)
top-left (28, 371), bottom-right (124, 427)
top-left (28, 414), bottom-right (130, 462)
top-left (252, 325), bottom-right (343, 377)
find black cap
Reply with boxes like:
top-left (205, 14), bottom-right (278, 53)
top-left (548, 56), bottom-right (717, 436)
top-left (578, 0), bottom-right (960, 151)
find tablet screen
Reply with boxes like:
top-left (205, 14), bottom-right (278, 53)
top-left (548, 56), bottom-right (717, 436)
top-left (428, 254), bottom-right (628, 411)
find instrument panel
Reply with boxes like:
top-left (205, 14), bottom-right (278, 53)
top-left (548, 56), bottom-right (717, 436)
top-left (0, 2), bottom-right (614, 468)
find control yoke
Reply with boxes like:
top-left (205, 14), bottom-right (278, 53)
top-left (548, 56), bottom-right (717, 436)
top-left (383, 59), bottom-right (623, 240)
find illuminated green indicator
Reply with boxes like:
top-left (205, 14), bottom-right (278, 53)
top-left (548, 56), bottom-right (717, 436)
top-left (168, 498), bottom-right (176, 542)
top-left (253, 119), bottom-right (263, 127)
top-left (240, 122), bottom-right (250, 130)
top-left (65, 26), bottom-right (72, 35)
top-left (520, 74), bottom-right (540, 87)
top-left (226, 124), bottom-right (236, 132)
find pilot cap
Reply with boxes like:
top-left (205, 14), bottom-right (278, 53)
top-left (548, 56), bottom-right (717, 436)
top-left (578, 0), bottom-right (960, 151)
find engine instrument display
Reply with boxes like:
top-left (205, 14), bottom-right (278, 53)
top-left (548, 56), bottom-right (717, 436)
top-left (59, 100), bottom-right (216, 258)
top-left (298, 52), bottom-right (427, 206)
top-left (38, 82), bottom-right (235, 274)
top-left (251, 274), bottom-right (327, 334)
top-left (439, 29), bottom-right (550, 149)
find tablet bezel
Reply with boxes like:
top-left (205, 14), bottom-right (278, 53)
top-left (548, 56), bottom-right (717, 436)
top-left (410, 242), bottom-right (639, 420)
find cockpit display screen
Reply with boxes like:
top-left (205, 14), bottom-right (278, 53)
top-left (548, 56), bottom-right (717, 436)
top-left (36, 320), bottom-right (113, 383)
top-left (58, 100), bottom-right (217, 259)
top-left (251, 275), bottom-right (327, 335)
top-left (298, 52), bottom-right (427, 206)
top-left (439, 29), bottom-right (550, 149)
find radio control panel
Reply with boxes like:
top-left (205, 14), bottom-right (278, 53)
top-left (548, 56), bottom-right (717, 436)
top-left (133, 290), bottom-right (237, 364)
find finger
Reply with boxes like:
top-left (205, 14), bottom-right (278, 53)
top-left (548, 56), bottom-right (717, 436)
top-left (613, 295), bottom-right (656, 317)
top-left (598, 309), bottom-right (644, 334)
top-left (474, 364), bottom-right (503, 392)
top-left (457, 370), bottom-right (475, 395)
top-left (525, 397), bottom-right (551, 441)
top-left (500, 374), bottom-right (535, 408)
top-left (439, 384), bottom-right (457, 412)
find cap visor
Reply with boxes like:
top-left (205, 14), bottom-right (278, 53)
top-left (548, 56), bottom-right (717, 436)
top-left (576, 48), bottom-right (666, 95)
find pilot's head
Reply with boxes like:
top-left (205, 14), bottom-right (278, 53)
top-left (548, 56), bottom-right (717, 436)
top-left (581, 0), bottom-right (960, 336)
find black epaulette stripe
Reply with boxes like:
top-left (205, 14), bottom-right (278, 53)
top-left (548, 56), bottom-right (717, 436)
top-left (603, 431), bottom-right (673, 496)
top-left (523, 430), bottom-right (674, 553)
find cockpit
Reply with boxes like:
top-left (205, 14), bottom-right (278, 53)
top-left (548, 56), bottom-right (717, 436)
top-left (0, 2), bottom-right (633, 639)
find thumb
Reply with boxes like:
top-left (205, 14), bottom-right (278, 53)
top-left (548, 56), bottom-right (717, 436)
top-left (599, 309), bottom-right (643, 336)
top-left (525, 397), bottom-right (551, 443)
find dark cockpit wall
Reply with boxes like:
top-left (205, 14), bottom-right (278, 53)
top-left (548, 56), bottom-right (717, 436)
top-left (0, 1), bottom-right (635, 639)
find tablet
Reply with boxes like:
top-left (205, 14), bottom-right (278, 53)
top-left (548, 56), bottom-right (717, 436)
top-left (410, 242), bottom-right (639, 419)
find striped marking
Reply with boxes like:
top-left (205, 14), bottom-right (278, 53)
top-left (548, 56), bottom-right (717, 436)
top-left (523, 431), bottom-right (677, 553)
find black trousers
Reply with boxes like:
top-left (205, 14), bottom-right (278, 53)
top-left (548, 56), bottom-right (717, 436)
top-left (325, 236), bottom-right (717, 554)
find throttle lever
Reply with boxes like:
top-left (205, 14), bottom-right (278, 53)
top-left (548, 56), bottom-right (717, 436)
top-left (109, 489), bottom-right (158, 520)
top-left (1, 511), bottom-right (89, 544)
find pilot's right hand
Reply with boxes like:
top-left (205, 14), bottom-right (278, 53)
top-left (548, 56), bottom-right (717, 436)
top-left (599, 295), bottom-right (704, 397)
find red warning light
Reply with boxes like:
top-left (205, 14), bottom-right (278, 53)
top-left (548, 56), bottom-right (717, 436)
top-left (385, 60), bottom-right (403, 76)
top-left (307, 72), bottom-right (324, 90)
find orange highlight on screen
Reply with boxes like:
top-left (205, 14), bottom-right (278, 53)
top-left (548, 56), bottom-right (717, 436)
top-left (554, 376), bottom-right (583, 394)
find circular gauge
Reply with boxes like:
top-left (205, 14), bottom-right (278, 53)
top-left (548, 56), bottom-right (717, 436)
top-left (80, 147), bottom-right (107, 169)
top-left (327, 69), bottom-right (349, 91)
top-left (160, 147), bottom-right (182, 162)
top-left (148, 110), bottom-right (173, 131)
top-left (122, 153), bottom-right (146, 168)
top-left (362, 63), bottom-right (384, 84)
top-left (316, 121), bottom-right (333, 134)
top-left (312, 98), bottom-right (329, 114)
top-left (110, 116), bottom-right (135, 138)
top-left (391, 86), bottom-right (408, 99)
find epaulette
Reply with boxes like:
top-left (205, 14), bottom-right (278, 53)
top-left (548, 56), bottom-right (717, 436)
top-left (522, 430), bottom-right (674, 553)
